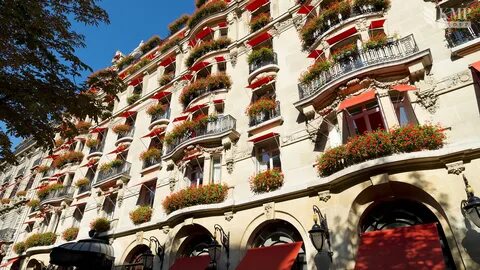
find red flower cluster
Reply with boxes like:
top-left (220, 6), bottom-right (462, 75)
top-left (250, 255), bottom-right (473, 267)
top-left (129, 205), bottom-right (153, 225)
top-left (317, 124), bottom-right (446, 176)
top-left (162, 184), bottom-right (228, 214)
top-left (249, 168), bottom-right (284, 194)
top-left (62, 227), bottom-right (79, 241)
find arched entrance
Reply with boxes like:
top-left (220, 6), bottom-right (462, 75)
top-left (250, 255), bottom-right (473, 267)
top-left (26, 259), bottom-right (42, 270)
top-left (356, 198), bottom-right (456, 269)
top-left (118, 244), bottom-right (150, 270)
top-left (168, 224), bottom-right (213, 270)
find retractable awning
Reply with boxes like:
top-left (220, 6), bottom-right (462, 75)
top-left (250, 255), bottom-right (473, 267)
top-left (247, 32), bottom-right (272, 47)
top-left (90, 127), bottom-right (106, 134)
top-left (129, 76), bottom-right (143, 87)
top-left (391, 84), bottom-right (417, 92)
top-left (195, 27), bottom-right (214, 41)
top-left (0, 258), bottom-right (19, 267)
top-left (119, 110), bottom-right (136, 118)
top-left (337, 90), bottom-right (376, 111)
top-left (108, 144), bottom-right (128, 154)
top-left (184, 104), bottom-right (208, 114)
top-left (369, 19), bottom-right (386, 29)
top-left (297, 5), bottom-right (314, 14)
top-left (247, 76), bottom-right (275, 89)
top-left (246, 0), bottom-right (270, 12)
top-left (236, 242), bottom-right (303, 270)
top-left (354, 223), bottom-right (446, 270)
top-left (469, 60), bottom-right (480, 72)
top-left (190, 61), bottom-right (210, 72)
top-left (307, 49), bottom-right (323, 59)
top-left (169, 255), bottom-right (210, 270)
top-left (326, 27), bottom-right (358, 45)
top-left (248, 132), bottom-right (279, 144)
top-left (142, 128), bottom-right (165, 138)
top-left (173, 116), bottom-right (188, 122)
top-left (151, 91), bottom-right (171, 100)
top-left (159, 56), bottom-right (176, 67)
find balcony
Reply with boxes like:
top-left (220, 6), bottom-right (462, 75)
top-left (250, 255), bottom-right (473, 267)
top-left (0, 228), bottom-right (15, 242)
top-left (39, 186), bottom-right (75, 205)
top-left (31, 158), bottom-right (41, 168)
top-left (77, 183), bottom-right (92, 195)
top-left (164, 115), bottom-right (239, 158)
top-left (297, 34), bottom-right (429, 104)
top-left (95, 162), bottom-right (131, 187)
top-left (249, 101), bottom-right (281, 127)
top-left (249, 52), bottom-right (278, 74)
top-left (149, 108), bottom-right (171, 130)
top-left (142, 157), bottom-right (162, 170)
top-left (446, 22), bottom-right (480, 56)
top-left (89, 139), bottom-right (106, 155)
top-left (116, 128), bottom-right (135, 145)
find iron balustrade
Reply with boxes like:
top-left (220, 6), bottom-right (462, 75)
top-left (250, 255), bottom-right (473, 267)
top-left (446, 22), bottom-right (480, 48)
top-left (96, 162), bottom-right (131, 186)
top-left (78, 182), bottom-right (92, 194)
top-left (32, 158), bottom-right (41, 168)
top-left (89, 139), bottom-right (106, 154)
top-left (40, 186), bottom-right (75, 204)
top-left (142, 157), bottom-right (162, 169)
top-left (165, 115), bottom-right (236, 154)
top-left (117, 128), bottom-right (135, 140)
top-left (249, 101), bottom-right (281, 127)
top-left (298, 34), bottom-right (419, 100)
top-left (183, 84), bottom-right (230, 106)
top-left (150, 108), bottom-right (171, 124)
top-left (249, 52), bottom-right (278, 74)
top-left (0, 228), bottom-right (15, 242)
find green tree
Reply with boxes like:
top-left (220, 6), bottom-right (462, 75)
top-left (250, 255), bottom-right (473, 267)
top-left (0, 0), bottom-right (124, 164)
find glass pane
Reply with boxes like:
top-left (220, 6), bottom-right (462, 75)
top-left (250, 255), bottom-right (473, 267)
top-left (368, 111), bottom-right (385, 130)
top-left (353, 117), bottom-right (368, 134)
top-left (397, 106), bottom-right (409, 126)
top-left (212, 157), bottom-right (221, 183)
top-left (272, 154), bottom-right (281, 170)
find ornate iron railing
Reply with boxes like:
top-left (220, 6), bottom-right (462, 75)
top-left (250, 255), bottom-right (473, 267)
top-left (96, 162), bottom-right (131, 185)
top-left (298, 34), bottom-right (419, 100)
top-left (78, 182), bottom-right (92, 194)
top-left (150, 108), bottom-right (171, 124)
top-left (89, 139), bottom-right (106, 154)
top-left (40, 187), bottom-right (75, 204)
top-left (446, 22), bottom-right (480, 48)
top-left (117, 128), bottom-right (135, 140)
top-left (249, 52), bottom-right (278, 74)
top-left (142, 157), bottom-right (162, 169)
top-left (249, 101), bottom-right (281, 127)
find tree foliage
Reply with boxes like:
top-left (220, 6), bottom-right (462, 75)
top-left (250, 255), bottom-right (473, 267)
top-left (0, 0), bottom-right (124, 165)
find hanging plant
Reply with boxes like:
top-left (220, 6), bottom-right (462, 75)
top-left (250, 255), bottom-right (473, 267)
top-left (140, 36), bottom-right (162, 54)
top-left (331, 43), bottom-right (358, 62)
top-left (86, 138), bottom-right (99, 148)
top-left (249, 168), bottom-right (284, 194)
top-left (160, 36), bottom-right (181, 54)
top-left (139, 148), bottom-right (162, 161)
top-left (146, 103), bottom-right (167, 116)
top-left (27, 199), bottom-right (40, 208)
top-left (90, 217), bottom-right (111, 233)
top-left (188, 0), bottom-right (227, 29)
top-left (75, 178), bottom-right (90, 188)
top-left (250, 13), bottom-right (272, 32)
top-left (247, 47), bottom-right (275, 65)
top-left (99, 159), bottom-right (124, 172)
top-left (129, 205), bottom-right (153, 225)
top-left (179, 73), bottom-right (232, 107)
top-left (159, 73), bottom-right (174, 86)
top-left (36, 165), bottom-right (50, 173)
top-left (185, 37), bottom-right (231, 68)
top-left (246, 97), bottom-right (277, 116)
top-left (13, 242), bottom-right (26, 254)
top-left (16, 190), bottom-right (27, 197)
top-left (363, 33), bottom-right (388, 50)
top-left (112, 124), bottom-right (131, 134)
top-left (54, 138), bottom-right (65, 148)
top-left (24, 232), bottom-right (57, 249)
top-left (62, 227), bottom-right (79, 241)
top-left (162, 184), bottom-right (228, 214)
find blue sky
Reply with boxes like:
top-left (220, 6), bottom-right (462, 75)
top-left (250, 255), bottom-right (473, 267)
top-left (6, 0), bottom-right (195, 150)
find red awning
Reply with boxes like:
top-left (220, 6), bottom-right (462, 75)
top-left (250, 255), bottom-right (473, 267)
top-left (142, 128), bottom-right (165, 138)
top-left (215, 56), bottom-right (226, 63)
top-left (307, 49), bottom-right (323, 59)
top-left (52, 172), bottom-right (65, 177)
top-left (298, 5), bottom-right (314, 14)
top-left (129, 76), bottom-right (143, 86)
top-left (173, 116), bottom-right (188, 122)
top-left (190, 61), bottom-right (210, 72)
top-left (369, 19), bottom-right (386, 29)
top-left (354, 223), bottom-right (446, 270)
top-left (119, 110), bottom-right (136, 118)
top-left (184, 104), bottom-right (207, 114)
top-left (248, 132), bottom-right (279, 143)
top-left (80, 158), bottom-right (99, 168)
top-left (218, 21), bottom-right (228, 28)
top-left (159, 56), bottom-right (175, 67)
top-left (338, 90), bottom-right (376, 111)
top-left (0, 258), bottom-right (19, 267)
top-left (182, 74), bottom-right (193, 81)
top-left (236, 242), bottom-right (303, 270)
top-left (247, 76), bottom-right (275, 89)
top-left (326, 27), bottom-right (358, 45)
top-left (391, 84), bottom-right (417, 92)
top-left (151, 91), bottom-right (171, 100)
top-left (469, 60), bottom-right (480, 72)
top-left (196, 27), bottom-right (214, 41)
top-left (89, 127), bottom-right (106, 134)
top-left (247, 32), bottom-right (272, 47)
top-left (46, 154), bottom-right (58, 159)
top-left (108, 144), bottom-right (128, 154)
top-left (146, 51), bottom-right (157, 60)
top-left (246, 0), bottom-right (270, 11)
top-left (170, 255), bottom-right (210, 270)
top-left (213, 99), bottom-right (224, 104)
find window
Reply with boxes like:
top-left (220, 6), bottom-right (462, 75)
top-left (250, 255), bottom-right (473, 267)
top-left (186, 159), bottom-right (204, 187)
top-left (103, 194), bottom-right (117, 220)
top-left (9, 183), bottom-right (19, 199)
top-left (346, 100), bottom-right (385, 135)
top-left (390, 92), bottom-right (417, 126)
top-left (210, 156), bottom-right (222, 184)
top-left (40, 213), bottom-right (51, 233)
top-left (256, 145), bottom-right (281, 172)
top-left (137, 180), bottom-right (156, 207)
top-left (133, 82), bottom-right (143, 95)
top-left (72, 205), bottom-right (85, 227)
top-left (25, 223), bottom-right (33, 233)
top-left (25, 177), bottom-right (34, 190)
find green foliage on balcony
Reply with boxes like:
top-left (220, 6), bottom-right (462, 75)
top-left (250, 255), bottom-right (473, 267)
top-left (139, 148), bottom-right (162, 161)
top-left (188, 0), bottom-right (227, 29)
top-left (13, 242), bottom-right (26, 254)
top-left (250, 13), bottom-right (271, 32)
top-left (179, 73), bottom-right (232, 107)
top-left (37, 183), bottom-right (64, 199)
top-left (353, 0), bottom-right (391, 10)
top-left (246, 97), bottom-right (276, 116)
top-left (159, 72), bottom-right (174, 86)
top-left (24, 232), bottom-right (57, 249)
top-left (363, 33), bottom-right (388, 50)
top-left (116, 55), bottom-right (135, 70)
top-left (162, 184), bottom-right (228, 214)
top-left (160, 36), bottom-right (181, 54)
top-left (185, 37), bottom-right (231, 68)
top-left (169, 14), bottom-right (190, 35)
top-left (52, 151), bottom-right (84, 168)
top-left (140, 36), bottom-right (162, 54)
top-left (62, 227), bottom-right (79, 241)
top-left (99, 159), bottom-right (124, 172)
top-left (164, 114), bottom-right (218, 145)
top-left (127, 93), bottom-right (141, 105)
top-left (129, 205), bottom-right (153, 225)
top-left (90, 217), bottom-right (111, 233)
top-left (249, 168), bottom-right (284, 194)
top-left (299, 60), bottom-right (332, 84)
top-left (247, 47), bottom-right (275, 65)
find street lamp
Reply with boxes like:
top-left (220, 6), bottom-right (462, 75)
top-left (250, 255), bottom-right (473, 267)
top-left (462, 175), bottom-right (480, 228)
top-left (141, 249), bottom-right (154, 270)
top-left (148, 236), bottom-right (165, 270)
top-left (308, 205), bottom-right (333, 260)
top-left (207, 224), bottom-right (230, 269)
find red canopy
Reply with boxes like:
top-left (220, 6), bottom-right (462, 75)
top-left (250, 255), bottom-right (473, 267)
top-left (236, 242), bottom-right (303, 270)
top-left (213, 99), bottom-right (224, 104)
top-left (159, 56), bottom-right (176, 67)
top-left (307, 49), bottom-right (323, 59)
top-left (218, 21), bottom-right (228, 28)
top-left (354, 223), bottom-right (446, 270)
top-left (119, 110), bottom-right (136, 118)
top-left (151, 91), bottom-right (171, 100)
top-left (190, 61), bottom-right (210, 72)
top-left (24, 218), bottom-right (36, 224)
top-left (173, 116), bottom-right (188, 122)
top-left (246, 0), bottom-right (270, 11)
top-left (142, 128), bottom-right (165, 138)
top-left (90, 127), bottom-right (106, 134)
top-left (247, 32), bottom-right (272, 47)
top-left (369, 19), bottom-right (386, 29)
top-left (184, 104), bottom-right (207, 114)
top-left (0, 258), bottom-right (19, 267)
top-left (469, 60), bottom-right (480, 72)
top-left (182, 74), bottom-right (193, 81)
top-left (326, 27), bottom-right (358, 45)
top-left (297, 5), bottom-right (314, 14)
top-left (248, 132), bottom-right (279, 143)
top-left (169, 255), bottom-right (210, 270)
top-left (80, 158), bottom-right (99, 168)
top-left (108, 144), bottom-right (129, 154)
top-left (338, 90), bottom-right (376, 111)
top-left (129, 76), bottom-right (143, 86)
top-left (247, 76), bottom-right (275, 89)
top-left (215, 56), bottom-right (226, 63)
top-left (391, 84), bottom-right (417, 92)
top-left (195, 27), bottom-right (214, 41)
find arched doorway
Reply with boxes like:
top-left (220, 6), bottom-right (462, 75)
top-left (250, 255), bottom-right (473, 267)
top-left (118, 244), bottom-right (150, 270)
top-left (168, 224), bottom-right (214, 270)
top-left (26, 259), bottom-right (43, 270)
top-left (357, 199), bottom-right (456, 269)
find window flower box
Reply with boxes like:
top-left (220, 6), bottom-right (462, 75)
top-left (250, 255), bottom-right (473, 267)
top-left (99, 159), bottom-right (124, 172)
top-left (179, 73), bottom-right (231, 107)
top-left (54, 138), bottom-right (65, 148)
top-left (112, 124), bottom-right (131, 134)
top-left (250, 13), bottom-right (271, 33)
top-left (1, 198), bottom-right (10, 204)
top-left (246, 97), bottom-right (277, 116)
top-left (139, 148), bottom-right (162, 161)
top-left (250, 168), bottom-right (284, 194)
top-left (139, 36), bottom-right (162, 55)
top-left (162, 184), bottom-right (228, 214)
top-left (127, 93), bottom-right (141, 105)
top-left (24, 232), bottom-right (57, 249)
top-left (147, 103), bottom-right (167, 116)
top-left (185, 37), bottom-right (231, 68)
top-left (247, 47), bottom-right (275, 66)
top-left (299, 60), bottom-right (332, 84)
top-left (62, 227), bottom-right (79, 241)
top-left (16, 191), bottom-right (27, 197)
top-left (27, 199), bottom-right (40, 208)
top-left (13, 242), bottom-right (26, 254)
top-left (331, 43), bottom-right (358, 62)
top-left (188, 0), bottom-right (227, 29)
top-left (169, 14), bottom-right (189, 35)
top-left (129, 205), bottom-right (153, 225)
top-left (159, 73), bottom-right (174, 86)
top-left (363, 33), bottom-right (388, 50)
top-left (160, 36), bottom-right (181, 54)
top-left (116, 55), bottom-right (135, 70)
top-left (75, 121), bottom-right (91, 134)
top-left (36, 165), bottom-right (51, 174)
top-left (86, 138), bottom-right (99, 148)
top-left (52, 151), bottom-right (84, 168)
top-left (90, 217), bottom-right (110, 233)
top-left (164, 114), bottom-right (218, 145)
top-left (37, 183), bottom-right (64, 199)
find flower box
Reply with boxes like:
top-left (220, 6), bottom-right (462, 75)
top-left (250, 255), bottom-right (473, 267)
top-left (54, 138), bottom-right (65, 148)
top-left (25, 232), bottom-right (57, 249)
top-left (16, 191), bottom-right (27, 197)
top-left (159, 73), bottom-right (174, 86)
top-left (169, 14), bottom-right (189, 35)
top-left (250, 168), bottom-right (284, 194)
top-left (1, 198), bottom-right (10, 204)
top-left (36, 165), bottom-right (51, 173)
top-left (127, 93), bottom-right (141, 105)
top-left (185, 37), bottom-right (231, 68)
top-left (62, 227), bottom-right (79, 241)
top-left (112, 124), bottom-right (131, 134)
top-left (140, 148), bottom-right (162, 161)
top-left (147, 103), bottom-right (167, 116)
top-left (250, 13), bottom-right (271, 32)
top-left (160, 36), bottom-right (181, 54)
top-left (331, 43), bottom-right (358, 62)
top-left (90, 217), bottom-right (110, 233)
top-left (37, 183), bottom-right (64, 199)
top-left (316, 124), bottom-right (446, 176)
top-left (129, 205), bottom-right (153, 225)
top-left (246, 97), bottom-right (277, 116)
top-left (75, 121), bottom-right (92, 134)
top-left (75, 178), bottom-right (90, 188)
top-left (52, 151), bottom-right (84, 168)
top-left (164, 114), bottom-right (218, 145)
top-left (140, 36), bottom-right (162, 55)
top-left (188, 0), bottom-right (227, 29)
top-left (299, 60), bottom-right (332, 84)
top-left (162, 184), bottom-right (228, 214)
top-left (363, 33), bottom-right (388, 50)
top-left (86, 138), bottom-right (99, 148)
top-left (179, 73), bottom-right (231, 107)
top-left (247, 47), bottom-right (275, 66)
top-left (27, 199), bottom-right (40, 208)
top-left (99, 159), bottom-right (124, 172)
top-left (116, 55), bottom-right (135, 70)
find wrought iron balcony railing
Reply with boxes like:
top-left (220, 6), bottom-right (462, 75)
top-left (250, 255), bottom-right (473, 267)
top-left (249, 52), bottom-right (278, 74)
top-left (117, 128), bottom-right (135, 140)
top-left (96, 162), bottom-right (131, 186)
top-left (142, 157), bottom-right (162, 169)
top-left (298, 34), bottom-right (419, 101)
top-left (78, 182), bottom-right (92, 194)
top-left (89, 139), bottom-right (106, 154)
top-left (150, 108), bottom-right (171, 124)
top-left (446, 22), bottom-right (480, 48)
top-left (40, 186), bottom-right (75, 204)
top-left (249, 101), bottom-right (281, 127)
top-left (165, 115), bottom-right (237, 155)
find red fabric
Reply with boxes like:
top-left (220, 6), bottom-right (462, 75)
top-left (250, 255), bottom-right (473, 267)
top-left (307, 49), bottom-right (323, 59)
top-left (182, 74), bottom-right (193, 81)
top-left (151, 91), bottom-right (172, 100)
top-left (246, 0), bottom-right (269, 11)
top-left (70, 201), bottom-right (87, 207)
top-left (169, 255), bottom-right (210, 270)
top-left (173, 116), bottom-right (188, 122)
top-left (391, 84), bottom-right (417, 92)
top-left (469, 60), bottom-right (480, 72)
top-left (218, 21), bottom-right (228, 28)
top-left (46, 154), bottom-right (59, 159)
top-left (0, 258), bottom-right (19, 267)
top-left (196, 27), bottom-right (214, 40)
top-left (369, 19), bottom-right (386, 29)
top-left (80, 159), bottom-right (99, 168)
top-left (129, 76), bottom-right (143, 86)
top-left (248, 132), bottom-right (279, 143)
top-left (236, 242), bottom-right (303, 270)
top-left (354, 223), bottom-right (446, 270)
top-left (142, 128), bottom-right (165, 138)
top-left (184, 104), bottom-right (207, 113)
top-left (146, 51), bottom-right (157, 60)
top-left (247, 76), bottom-right (275, 89)
top-left (90, 127), bottom-right (106, 134)
top-left (159, 56), bottom-right (176, 67)
top-left (297, 5), bottom-right (314, 14)
top-left (24, 218), bottom-right (36, 224)
top-left (119, 110), bottom-right (136, 118)
top-left (337, 90), bottom-right (376, 111)
top-left (326, 27), bottom-right (358, 45)
top-left (247, 32), bottom-right (272, 47)
top-left (190, 61), bottom-right (210, 72)
top-left (213, 99), bottom-right (224, 104)
top-left (188, 39), bottom-right (197, 47)
top-left (108, 145), bottom-right (128, 154)
top-left (215, 56), bottom-right (226, 62)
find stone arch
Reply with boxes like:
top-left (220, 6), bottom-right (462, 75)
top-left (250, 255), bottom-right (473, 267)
top-left (118, 239), bottom-right (152, 264)
top-left (25, 259), bottom-right (42, 270)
